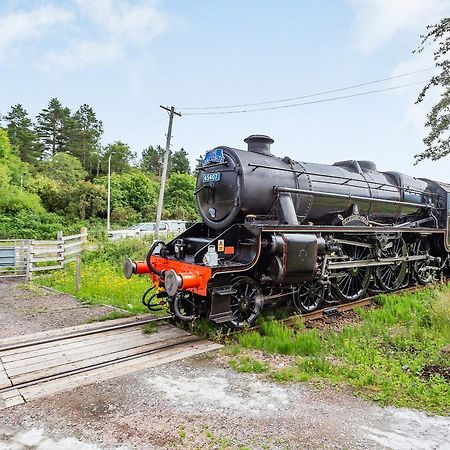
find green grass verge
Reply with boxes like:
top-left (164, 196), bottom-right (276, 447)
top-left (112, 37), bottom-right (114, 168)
top-left (232, 285), bottom-right (450, 415)
top-left (85, 311), bottom-right (133, 323)
top-left (34, 238), bottom-right (163, 314)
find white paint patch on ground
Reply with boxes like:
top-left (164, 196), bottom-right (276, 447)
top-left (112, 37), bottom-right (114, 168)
top-left (146, 374), bottom-right (290, 415)
top-left (0, 426), bottom-right (127, 450)
top-left (361, 408), bottom-right (450, 450)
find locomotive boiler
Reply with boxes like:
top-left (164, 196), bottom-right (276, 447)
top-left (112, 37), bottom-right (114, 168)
top-left (125, 135), bottom-right (450, 328)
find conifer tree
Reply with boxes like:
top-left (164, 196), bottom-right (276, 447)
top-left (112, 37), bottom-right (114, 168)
top-left (172, 148), bottom-right (190, 174)
top-left (35, 98), bottom-right (72, 157)
top-left (4, 104), bottom-right (42, 162)
top-left (70, 104), bottom-right (103, 175)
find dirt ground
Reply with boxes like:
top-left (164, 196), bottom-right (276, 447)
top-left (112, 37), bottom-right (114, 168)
top-left (0, 281), bottom-right (449, 450)
top-left (0, 281), bottom-right (118, 338)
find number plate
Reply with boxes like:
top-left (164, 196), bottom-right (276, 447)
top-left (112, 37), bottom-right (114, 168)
top-left (203, 172), bottom-right (221, 183)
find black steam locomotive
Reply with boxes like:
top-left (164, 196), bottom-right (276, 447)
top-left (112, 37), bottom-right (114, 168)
top-left (125, 135), bottom-right (450, 328)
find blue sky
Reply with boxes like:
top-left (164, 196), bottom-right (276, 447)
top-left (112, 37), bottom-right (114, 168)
top-left (1, 0), bottom-right (449, 180)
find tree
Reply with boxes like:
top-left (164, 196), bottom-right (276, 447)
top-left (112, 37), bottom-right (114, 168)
top-left (101, 141), bottom-right (136, 174)
top-left (415, 18), bottom-right (450, 162)
top-left (141, 145), bottom-right (166, 176)
top-left (165, 173), bottom-right (198, 220)
top-left (70, 104), bottom-right (103, 175)
top-left (42, 153), bottom-right (87, 185)
top-left (4, 104), bottom-right (42, 162)
top-left (94, 172), bottom-right (159, 221)
top-left (195, 154), bottom-right (204, 171)
top-left (35, 98), bottom-right (73, 157)
top-left (172, 148), bottom-right (190, 174)
top-left (0, 128), bottom-right (28, 186)
top-left (67, 182), bottom-right (106, 219)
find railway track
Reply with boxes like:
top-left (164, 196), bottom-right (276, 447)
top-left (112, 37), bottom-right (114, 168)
top-left (0, 315), bottom-right (222, 410)
top-left (247, 279), bottom-right (449, 332)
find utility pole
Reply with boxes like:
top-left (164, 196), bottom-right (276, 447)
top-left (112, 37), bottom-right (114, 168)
top-left (155, 106), bottom-right (181, 239)
top-left (107, 152), bottom-right (115, 232)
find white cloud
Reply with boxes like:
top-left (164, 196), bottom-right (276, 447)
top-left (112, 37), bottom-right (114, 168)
top-left (0, 0), bottom-right (171, 71)
top-left (44, 0), bottom-right (170, 71)
top-left (75, 0), bottom-right (168, 44)
top-left (0, 4), bottom-right (73, 55)
top-left (349, 0), bottom-right (450, 52)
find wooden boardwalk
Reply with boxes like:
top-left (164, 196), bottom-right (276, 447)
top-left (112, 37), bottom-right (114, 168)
top-left (0, 317), bottom-right (222, 410)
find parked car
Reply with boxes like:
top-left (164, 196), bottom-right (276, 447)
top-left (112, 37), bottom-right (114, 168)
top-left (108, 221), bottom-right (188, 241)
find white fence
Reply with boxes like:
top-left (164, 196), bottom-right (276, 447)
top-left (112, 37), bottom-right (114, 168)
top-left (0, 228), bottom-right (87, 281)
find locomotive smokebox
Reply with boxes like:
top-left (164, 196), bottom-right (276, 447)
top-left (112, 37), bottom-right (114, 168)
top-left (244, 134), bottom-right (274, 156)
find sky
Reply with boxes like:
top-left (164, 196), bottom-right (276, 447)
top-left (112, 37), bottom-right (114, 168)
top-left (1, 0), bottom-right (450, 181)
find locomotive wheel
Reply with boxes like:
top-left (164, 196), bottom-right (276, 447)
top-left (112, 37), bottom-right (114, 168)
top-left (333, 243), bottom-right (372, 303)
top-left (228, 276), bottom-right (263, 329)
top-left (375, 237), bottom-right (408, 291)
top-left (294, 282), bottom-right (324, 313)
top-left (413, 238), bottom-right (435, 284)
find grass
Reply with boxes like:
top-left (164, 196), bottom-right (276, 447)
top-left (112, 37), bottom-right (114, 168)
top-left (229, 356), bottom-right (269, 373)
top-left (85, 311), bottom-right (132, 323)
top-left (231, 284), bottom-right (450, 415)
top-left (142, 321), bottom-right (164, 334)
top-left (34, 238), bottom-right (165, 315)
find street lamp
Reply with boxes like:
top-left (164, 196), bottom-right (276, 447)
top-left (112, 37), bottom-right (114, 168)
top-left (107, 152), bottom-right (115, 232)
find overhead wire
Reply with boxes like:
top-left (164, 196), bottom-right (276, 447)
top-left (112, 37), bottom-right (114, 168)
top-left (103, 117), bottom-right (166, 139)
top-left (180, 80), bottom-right (428, 116)
top-left (106, 110), bottom-right (161, 131)
top-left (178, 67), bottom-right (433, 111)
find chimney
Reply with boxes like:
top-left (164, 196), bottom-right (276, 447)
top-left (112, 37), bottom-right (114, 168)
top-left (244, 134), bottom-right (274, 156)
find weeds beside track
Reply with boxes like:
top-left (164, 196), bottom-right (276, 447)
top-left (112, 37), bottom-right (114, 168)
top-left (227, 283), bottom-right (450, 415)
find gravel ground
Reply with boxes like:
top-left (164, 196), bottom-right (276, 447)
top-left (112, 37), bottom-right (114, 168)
top-left (0, 281), bottom-right (449, 449)
top-left (0, 281), bottom-right (119, 338)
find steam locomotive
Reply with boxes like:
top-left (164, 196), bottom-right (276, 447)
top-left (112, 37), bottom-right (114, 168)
top-left (125, 135), bottom-right (450, 328)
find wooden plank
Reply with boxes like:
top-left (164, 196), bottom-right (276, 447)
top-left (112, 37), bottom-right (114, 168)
top-left (5, 328), bottom-right (185, 374)
top-left (63, 247), bottom-right (83, 257)
top-left (0, 315), bottom-right (159, 348)
top-left (4, 326), bottom-right (181, 372)
top-left (19, 340), bottom-right (222, 402)
top-left (0, 326), bottom-right (146, 361)
top-left (31, 264), bottom-right (63, 272)
top-left (63, 233), bottom-right (86, 242)
top-left (0, 315), bottom-right (159, 346)
top-left (1, 328), bottom-right (147, 362)
top-left (31, 240), bottom-right (63, 246)
top-left (64, 241), bottom-right (84, 250)
top-left (31, 247), bottom-right (62, 255)
top-left (0, 358), bottom-right (12, 389)
top-left (0, 389), bottom-right (24, 409)
top-left (30, 255), bottom-right (64, 263)
top-left (10, 334), bottom-right (201, 384)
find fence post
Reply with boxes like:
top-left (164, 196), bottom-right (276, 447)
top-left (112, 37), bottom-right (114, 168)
top-left (25, 240), bottom-right (32, 282)
top-left (76, 253), bottom-right (81, 292)
top-left (57, 230), bottom-right (64, 266)
top-left (80, 227), bottom-right (88, 247)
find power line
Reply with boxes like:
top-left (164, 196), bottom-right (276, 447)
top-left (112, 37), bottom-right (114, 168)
top-left (103, 117), bottom-right (166, 138)
top-left (179, 67), bottom-right (433, 111)
top-left (180, 80), bottom-right (427, 116)
top-left (107, 110), bottom-right (161, 131)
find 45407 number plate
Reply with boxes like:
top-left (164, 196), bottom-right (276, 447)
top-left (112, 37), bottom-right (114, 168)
top-left (203, 172), bottom-right (221, 182)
